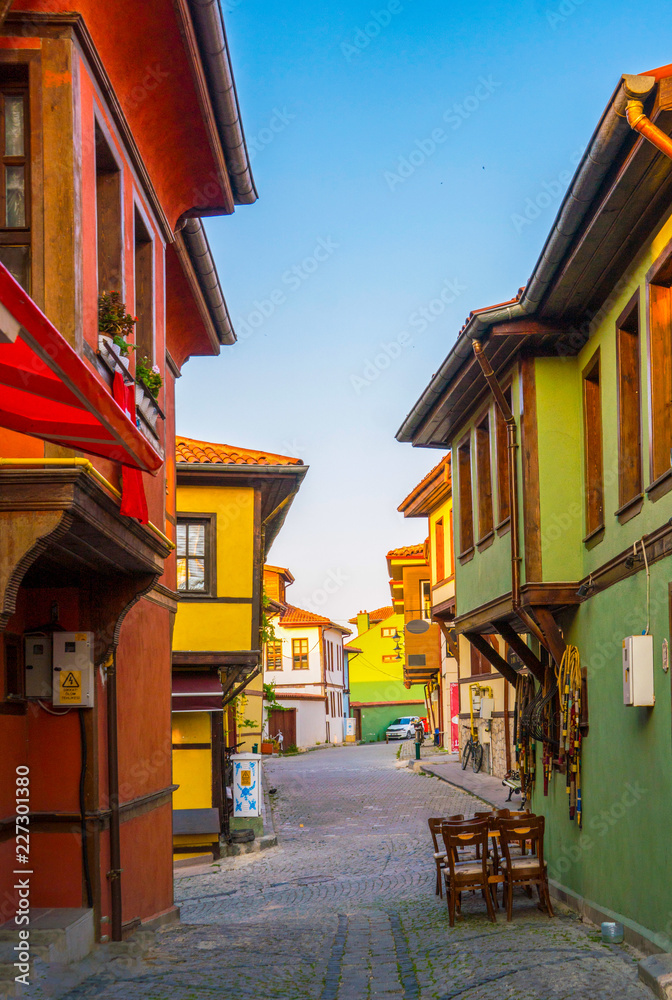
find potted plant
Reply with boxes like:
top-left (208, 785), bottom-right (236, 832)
top-left (98, 291), bottom-right (136, 366)
top-left (135, 355), bottom-right (164, 434)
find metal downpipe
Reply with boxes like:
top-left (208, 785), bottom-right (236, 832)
top-left (624, 74), bottom-right (672, 161)
top-left (471, 341), bottom-right (550, 659)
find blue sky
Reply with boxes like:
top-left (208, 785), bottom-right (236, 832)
top-left (176, 0), bottom-right (672, 627)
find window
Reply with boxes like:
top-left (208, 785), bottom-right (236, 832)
top-left (134, 207), bottom-right (154, 366)
top-left (495, 386), bottom-right (512, 524)
top-left (95, 122), bottom-right (122, 295)
top-left (420, 580), bottom-right (431, 620)
top-left (475, 414), bottom-right (494, 539)
top-left (381, 627), bottom-right (395, 637)
top-left (266, 641), bottom-right (282, 671)
top-left (583, 351), bottom-right (604, 537)
top-left (470, 639), bottom-right (493, 676)
top-left (382, 655), bottom-right (398, 663)
top-left (617, 295), bottom-right (642, 507)
top-left (0, 74), bottom-right (30, 290)
top-left (292, 638), bottom-right (309, 669)
top-left (457, 436), bottom-right (474, 554)
top-left (176, 517), bottom-right (213, 594)
top-left (435, 518), bottom-right (445, 581)
top-left (648, 254), bottom-right (672, 483)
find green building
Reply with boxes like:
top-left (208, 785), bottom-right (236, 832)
top-left (397, 68), bottom-right (672, 953)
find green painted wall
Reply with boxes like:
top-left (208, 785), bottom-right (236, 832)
top-left (453, 366), bottom-right (519, 617)
top-left (359, 704), bottom-right (423, 743)
top-left (533, 562), bottom-right (672, 944)
top-left (535, 357), bottom-right (583, 583)
top-left (349, 612), bottom-right (425, 710)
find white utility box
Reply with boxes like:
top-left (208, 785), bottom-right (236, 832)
top-left (24, 633), bottom-right (53, 699)
top-left (231, 753), bottom-right (262, 817)
top-left (480, 697), bottom-right (494, 720)
top-left (623, 634), bottom-right (654, 707)
top-left (52, 632), bottom-right (95, 708)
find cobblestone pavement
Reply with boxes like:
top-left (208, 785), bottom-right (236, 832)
top-left (44, 744), bottom-right (651, 1000)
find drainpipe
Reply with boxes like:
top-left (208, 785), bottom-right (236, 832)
top-left (106, 651), bottom-right (122, 941)
top-left (624, 74), bottom-right (672, 160)
top-left (471, 341), bottom-right (550, 658)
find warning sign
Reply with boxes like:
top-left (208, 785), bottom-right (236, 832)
top-left (60, 670), bottom-right (81, 704)
top-left (240, 769), bottom-right (252, 787)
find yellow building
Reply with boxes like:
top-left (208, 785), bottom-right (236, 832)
top-left (347, 606), bottom-right (425, 741)
top-left (171, 437), bottom-right (307, 859)
top-left (398, 457), bottom-right (459, 749)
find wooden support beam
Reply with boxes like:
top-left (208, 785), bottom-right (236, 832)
top-left (437, 620), bottom-right (459, 662)
top-left (530, 606), bottom-right (566, 667)
top-left (490, 319), bottom-right (568, 338)
top-left (464, 632), bottom-right (519, 687)
top-left (494, 620), bottom-right (546, 684)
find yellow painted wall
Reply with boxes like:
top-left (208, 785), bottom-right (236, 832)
top-left (234, 673), bottom-right (264, 752)
top-left (173, 484), bottom-right (256, 652)
top-left (172, 712), bottom-right (212, 810)
top-left (349, 612), bottom-right (424, 705)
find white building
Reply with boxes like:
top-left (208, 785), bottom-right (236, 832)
top-left (263, 566), bottom-right (351, 747)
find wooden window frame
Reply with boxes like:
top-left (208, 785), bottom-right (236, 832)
top-left (434, 518), bottom-right (445, 582)
top-left (616, 291), bottom-right (643, 514)
top-left (133, 202), bottom-right (154, 366)
top-left (647, 244), bottom-right (672, 493)
top-left (95, 117), bottom-right (124, 298)
top-left (176, 513), bottom-right (217, 598)
top-left (494, 384), bottom-right (512, 528)
top-left (381, 627), bottom-right (395, 637)
top-left (292, 638), bottom-right (309, 670)
top-left (0, 69), bottom-right (31, 293)
top-left (265, 640), bottom-right (283, 671)
top-left (475, 412), bottom-right (494, 542)
top-left (457, 434), bottom-right (474, 558)
top-left (420, 579), bottom-right (431, 620)
top-left (582, 350), bottom-right (604, 541)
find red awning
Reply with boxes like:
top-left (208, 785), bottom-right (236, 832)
top-left (172, 672), bottom-right (224, 713)
top-left (0, 263), bottom-right (162, 473)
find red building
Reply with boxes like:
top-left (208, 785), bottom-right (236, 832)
top-left (0, 0), bottom-right (255, 946)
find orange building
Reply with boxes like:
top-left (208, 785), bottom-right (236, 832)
top-left (0, 0), bottom-right (255, 950)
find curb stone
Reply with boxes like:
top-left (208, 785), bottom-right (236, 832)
top-left (639, 954), bottom-right (672, 998)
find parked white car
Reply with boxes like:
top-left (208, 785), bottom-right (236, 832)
top-left (386, 716), bottom-right (420, 740)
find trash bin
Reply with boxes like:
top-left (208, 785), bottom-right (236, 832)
top-left (252, 743), bottom-right (258, 754)
top-left (231, 753), bottom-right (262, 817)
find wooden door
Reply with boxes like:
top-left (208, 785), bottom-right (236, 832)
top-left (269, 708), bottom-right (296, 748)
top-left (353, 707), bottom-right (362, 741)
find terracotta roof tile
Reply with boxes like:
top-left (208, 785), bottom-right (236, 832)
top-left (386, 543), bottom-right (425, 559)
top-left (347, 605), bottom-right (395, 625)
top-left (176, 436), bottom-right (302, 467)
top-left (274, 604), bottom-right (351, 635)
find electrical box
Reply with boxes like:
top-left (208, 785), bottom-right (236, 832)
top-left (480, 697), bottom-right (494, 720)
top-left (24, 633), bottom-right (53, 699)
top-left (52, 632), bottom-right (95, 708)
top-left (623, 635), bottom-right (654, 707)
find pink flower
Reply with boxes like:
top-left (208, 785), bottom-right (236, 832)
top-left (152, 365), bottom-right (160, 375)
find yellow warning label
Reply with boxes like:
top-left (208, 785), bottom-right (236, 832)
top-left (240, 770), bottom-right (251, 787)
top-left (60, 670), bottom-right (81, 704)
top-left (74, 633), bottom-right (87, 642)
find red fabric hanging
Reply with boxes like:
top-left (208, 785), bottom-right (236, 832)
top-left (112, 372), bottom-right (149, 524)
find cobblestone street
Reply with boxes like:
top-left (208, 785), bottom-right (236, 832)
top-left (50, 744), bottom-right (650, 1000)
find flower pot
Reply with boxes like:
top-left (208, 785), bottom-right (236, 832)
top-left (98, 334), bottom-right (130, 373)
top-left (135, 380), bottom-right (160, 433)
top-left (261, 742), bottom-right (274, 755)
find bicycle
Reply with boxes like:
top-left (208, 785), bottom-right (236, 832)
top-left (461, 732), bottom-right (484, 773)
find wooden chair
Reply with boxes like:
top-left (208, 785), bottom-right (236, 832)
top-left (429, 815), bottom-right (464, 896)
top-left (498, 815), bottom-right (554, 921)
top-left (441, 819), bottom-right (497, 927)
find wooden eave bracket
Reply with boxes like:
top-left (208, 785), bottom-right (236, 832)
top-left (529, 606), bottom-right (566, 668)
top-left (464, 632), bottom-right (518, 687)
top-left (494, 620), bottom-right (546, 685)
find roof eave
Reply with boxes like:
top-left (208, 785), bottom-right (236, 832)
top-left (187, 0), bottom-right (258, 207)
top-left (396, 75), bottom-right (641, 446)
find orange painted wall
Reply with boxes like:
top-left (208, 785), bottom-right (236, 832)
top-left (12, 0), bottom-right (228, 226)
top-left (119, 801), bottom-right (173, 926)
